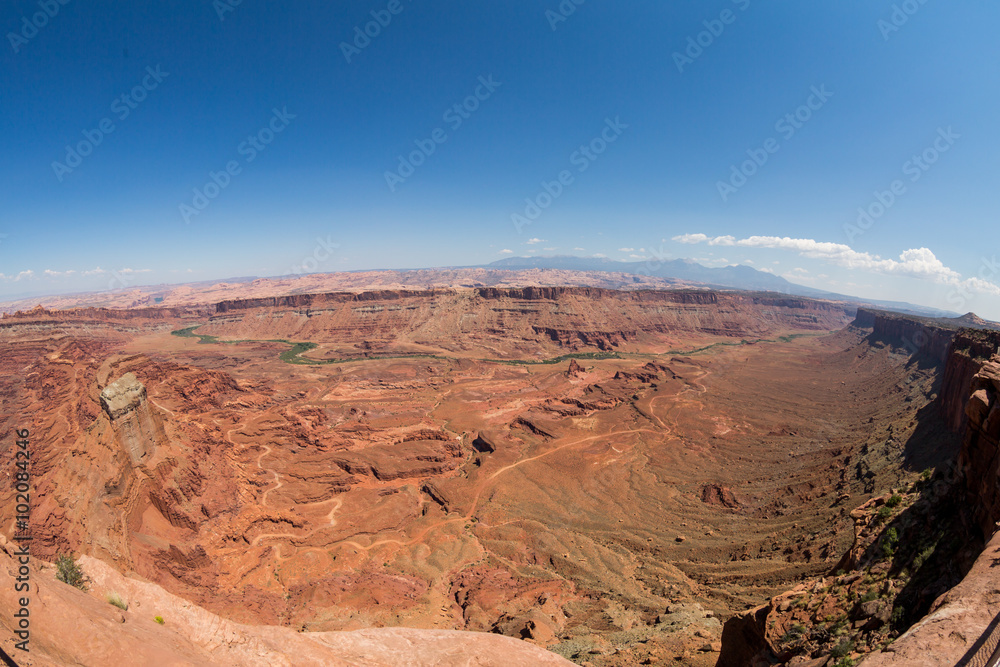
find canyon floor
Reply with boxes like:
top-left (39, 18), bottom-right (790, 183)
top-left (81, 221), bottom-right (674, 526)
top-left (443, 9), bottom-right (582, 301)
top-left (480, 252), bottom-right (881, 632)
top-left (0, 289), bottom-right (965, 665)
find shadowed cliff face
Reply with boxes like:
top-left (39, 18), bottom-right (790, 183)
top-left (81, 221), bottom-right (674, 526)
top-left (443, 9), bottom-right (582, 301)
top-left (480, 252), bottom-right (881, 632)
top-left (852, 308), bottom-right (958, 363)
top-left (939, 329), bottom-right (1000, 433)
top-left (854, 355), bottom-right (1000, 666)
top-left (958, 354), bottom-right (1000, 538)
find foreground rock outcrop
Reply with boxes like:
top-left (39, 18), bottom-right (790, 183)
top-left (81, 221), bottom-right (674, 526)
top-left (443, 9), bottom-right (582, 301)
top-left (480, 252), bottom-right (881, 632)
top-left (861, 532), bottom-right (1000, 666)
top-left (0, 539), bottom-right (573, 666)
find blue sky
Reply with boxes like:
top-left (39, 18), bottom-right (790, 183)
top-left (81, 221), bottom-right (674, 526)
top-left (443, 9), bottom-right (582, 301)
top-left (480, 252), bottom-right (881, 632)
top-left (2, 1), bottom-right (999, 317)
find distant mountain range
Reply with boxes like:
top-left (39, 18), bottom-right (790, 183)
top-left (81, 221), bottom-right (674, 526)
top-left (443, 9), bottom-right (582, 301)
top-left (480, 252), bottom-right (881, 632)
top-left (1, 254), bottom-right (976, 322)
top-left (479, 256), bottom-right (962, 318)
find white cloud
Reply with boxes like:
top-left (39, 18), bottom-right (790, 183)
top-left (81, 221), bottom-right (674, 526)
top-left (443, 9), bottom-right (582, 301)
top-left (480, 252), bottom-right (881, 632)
top-left (674, 233), bottom-right (1000, 296)
top-left (618, 247), bottom-right (635, 252)
top-left (526, 238), bottom-right (546, 245)
top-left (30, 267), bottom-right (148, 280)
top-left (673, 233), bottom-right (733, 247)
top-left (673, 234), bottom-right (708, 245)
top-left (783, 272), bottom-right (817, 284)
top-left (543, 247), bottom-right (558, 251)
top-left (15, 270), bottom-right (34, 281)
top-left (593, 253), bottom-right (607, 258)
top-left (499, 249), bottom-right (513, 254)
top-left (573, 247), bottom-right (585, 251)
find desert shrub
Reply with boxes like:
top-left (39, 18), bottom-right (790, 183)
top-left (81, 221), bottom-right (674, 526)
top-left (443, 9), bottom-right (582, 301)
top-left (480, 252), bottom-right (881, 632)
top-left (106, 592), bottom-right (128, 610)
top-left (913, 547), bottom-right (933, 570)
top-left (860, 588), bottom-right (879, 603)
top-left (886, 494), bottom-right (902, 508)
top-left (154, 615), bottom-right (165, 625)
top-left (882, 527), bottom-right (900, 557)
top-left (779, 623), bottom-right (807, 644)
top-left (55, 554), bottom-right (87, 591)
top-left (876, 505), bottom-right (893, 521)
top-left (831, 639), bottom-right (855, 659)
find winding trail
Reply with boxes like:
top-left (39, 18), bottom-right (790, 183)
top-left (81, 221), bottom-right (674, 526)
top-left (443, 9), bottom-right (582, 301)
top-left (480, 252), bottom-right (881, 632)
top-left (148, 396), bottom-right (176, 417)
top-left (240, 433), bottom-right (347, 548)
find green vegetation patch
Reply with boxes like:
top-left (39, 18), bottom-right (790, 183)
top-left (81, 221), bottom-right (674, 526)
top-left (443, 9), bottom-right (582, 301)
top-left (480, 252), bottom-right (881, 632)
top-left (55, 554), bottom-right (87, 591)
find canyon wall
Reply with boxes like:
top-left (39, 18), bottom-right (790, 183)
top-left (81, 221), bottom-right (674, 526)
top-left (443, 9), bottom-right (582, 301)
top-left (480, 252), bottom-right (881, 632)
top-left (203, 288), bottom-right (856, 353)
top-left (0, 306), bottom-right (205, 323)
top-left (720, 312), bottom-right (1000, 666)
top-left (213, 289), bottom-right (455, 313)
top-left (939, 328), bottom-right (1000, 433)
top-left (852, 308), bottom-right (957, 363)
top-left (860, 354), bottom-right (1000, 666)
top-left (851, 309), bottom-right (1000, 435)
top-left (957, 354), bottom-right (1000, 538)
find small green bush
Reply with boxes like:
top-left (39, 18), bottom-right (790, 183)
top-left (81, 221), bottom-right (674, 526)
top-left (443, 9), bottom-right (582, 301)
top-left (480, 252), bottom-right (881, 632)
top-left (55, 554), bottom-right (87, 591)
top-left (913, 544), bottom-right (935, 570)
top-left (778, 623), bottom-right (807, 645)
top-left (886, 494), bottom-right (902, 508)
top-left (831, 639), bottom-right (855, 659)
top-left (876, 505), bottom-right (893, 521)
top-left (106, 591), bottom-right (128, 610)
top-left (154, 615), bottom-right (165, 625)
top-left (882, 527), bottom-right (900, 557)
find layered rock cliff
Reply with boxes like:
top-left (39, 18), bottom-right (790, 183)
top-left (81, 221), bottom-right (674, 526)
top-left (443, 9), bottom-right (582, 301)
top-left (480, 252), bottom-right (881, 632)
top-left (939, 329), bottom-right (1000, 433)
top-left (100, 372), bottom-right (164, 465)
top-left (202, 287), bottom-right (856, 356)
top-left (0, 305), bottom-right (206, 323)
top-left (956, 355), bottom-right (1000, 538)
top-left (851, 308), bottom-right (958, 363)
